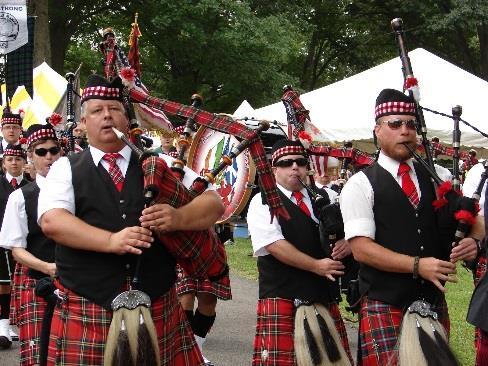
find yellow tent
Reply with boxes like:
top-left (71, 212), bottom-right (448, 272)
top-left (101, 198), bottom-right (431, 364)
top-left (0, 62), bottom-right (67, 129)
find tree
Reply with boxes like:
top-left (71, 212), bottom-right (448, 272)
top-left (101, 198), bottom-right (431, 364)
top-left (47, 0), bottom-right (138, 73)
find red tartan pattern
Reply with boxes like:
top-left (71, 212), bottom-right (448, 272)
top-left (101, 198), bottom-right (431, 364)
top-left (128, 86), bottom-right (289, 221)
top-left (252, 298), bottom-right (352, 366)
top-left (1, 117), bottom-right (22, 126)
top-left (9, 262), bottom-right (26, 326)
top-left (142, 156), bottom-right (227, 280)
top-left (81, 86), bottom-right (121, 103)
top-left (374, 101), bottom-right (415, 119)
top-left (281, 89), bottom-right (308, 139)
top-left (431, 141), bottom-right (470, 160)
top-left (358, 297), bottom-right (449, 366)
top-left (477, 329), bottom-right (488, 366)
top-left (26, 128), bottom-right (57, 147)
top-left (102, 153), bottom-right (124, 191)
top-left (475, 255), bottom-right (487, 352)
top-left (271, 146), bottom-right (305, 165)
top-left (47, 283), bottom-right (204, 366)
top-left (175, 265), bottom-right (231, 300)
top-left (17, 276), bottom-right (48, 366)
top-left (308, 146), bottom-right (375, 168)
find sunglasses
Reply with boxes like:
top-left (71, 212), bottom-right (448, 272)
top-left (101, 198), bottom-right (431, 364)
top-left (274, 157), bottom-right (308, 168)
top-left (382, 119), bottom-right (417, 130)
top-left (34, 146), bottom-right (61, 156)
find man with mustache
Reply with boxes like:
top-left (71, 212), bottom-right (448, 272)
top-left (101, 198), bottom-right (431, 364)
top-left (340, 88), bottom-right (478, 365)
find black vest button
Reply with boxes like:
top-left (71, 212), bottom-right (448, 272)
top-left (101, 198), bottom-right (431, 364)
top-left (126, 264), bottom-right (130, 270)
top-left (120, 199), bottom-right (124, 204)
top-left (122, 214), bottom-right (126, 219)
top-left (420, 246), bottom-right (424, 251)
top-left (417, 229), bottom-right (421, 234)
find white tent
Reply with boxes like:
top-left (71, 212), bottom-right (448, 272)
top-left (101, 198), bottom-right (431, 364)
top-left (246, 48), bottom-right (488, 148)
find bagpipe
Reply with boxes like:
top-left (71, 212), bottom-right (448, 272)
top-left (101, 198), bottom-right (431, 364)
top-left (391, 18), bottom-right (482, 366)
top-left (281, 87), bottom-right (353, 366)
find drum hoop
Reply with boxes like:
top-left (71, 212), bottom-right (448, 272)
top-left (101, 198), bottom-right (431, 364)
top-left (187, 125), bottom-right (256, 223)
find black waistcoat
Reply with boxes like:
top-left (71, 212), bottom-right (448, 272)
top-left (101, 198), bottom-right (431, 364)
top-left (0, 176), bottom-right (28, 227)
top-left (361, 162), bottom-right (446, 308)
top-left (257, 190), bottom-right (337, 303)
top-left (21, 182), bottom-right (56, 278)
top-left (56, 150), bottom-right (176, 309)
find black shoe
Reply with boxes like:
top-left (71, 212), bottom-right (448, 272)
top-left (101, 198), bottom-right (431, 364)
top-left (0, 336), bottom-right (12, 349)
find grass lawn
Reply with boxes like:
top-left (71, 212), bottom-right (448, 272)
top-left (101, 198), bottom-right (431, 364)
top-left (226, 237), bottom-right (477, 365)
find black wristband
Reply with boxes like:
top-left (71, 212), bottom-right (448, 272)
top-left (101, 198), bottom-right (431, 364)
top-left (413, 256), bottom-right (420, 279)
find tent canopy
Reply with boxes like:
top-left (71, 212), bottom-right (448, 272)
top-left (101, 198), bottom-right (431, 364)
top-left (237, 48), bottom-right (488, 148)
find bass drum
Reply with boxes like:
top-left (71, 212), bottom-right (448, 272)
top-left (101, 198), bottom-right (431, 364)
top-left (187, 126), bottom-right (256, 223)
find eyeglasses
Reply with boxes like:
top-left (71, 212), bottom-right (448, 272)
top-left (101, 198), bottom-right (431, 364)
top-left (2, 125), bottom-right (21, 131)
top-left (274, 157), bottom-right (308, 168)
top-left (381, 119), bottom-right (417, 130)
top-left (34, 146), bottom-right (61, 156)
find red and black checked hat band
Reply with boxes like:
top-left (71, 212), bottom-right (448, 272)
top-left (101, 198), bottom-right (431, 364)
top-left (1, 112), bottom-right (22, 127)
top-left (81, 74), bottom-right (124, 104)
top-left (25, 123), bottom-right (57, 147)
top-left (375, 89), bottom-right (416, 121)
top-left (4, 144), bottom-right (26, 159)
top-left (271, 139), bottom-right (305, 165)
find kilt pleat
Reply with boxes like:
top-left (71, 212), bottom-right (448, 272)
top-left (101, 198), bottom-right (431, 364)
top-left (17, 276), bottom-right (48, 366)
top-left (10, 262), bottom-right (26, 326)
top-left (47, 283), bottom-right (204, 365)
top-left (358, 297), bottom-right (449, 366)
top-left (252, 298), bottom-right (351, 366)
top-left (175, 265), bottom-right (232, 300)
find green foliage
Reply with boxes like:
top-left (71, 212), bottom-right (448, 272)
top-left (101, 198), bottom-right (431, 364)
top-left (56, 0), bottom-right (488, 114)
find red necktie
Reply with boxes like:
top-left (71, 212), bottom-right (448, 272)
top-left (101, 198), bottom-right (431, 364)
top-left (102, 153), bottom-right (124, 192)
top-left (398, 162), bottom-right (419, 208)
top-left (10, 178), bottom-right (17, 189)
top-left (292, 191), bottom-right (311, 217)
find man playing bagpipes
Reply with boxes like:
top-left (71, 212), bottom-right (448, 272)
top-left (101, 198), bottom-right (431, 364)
top-left (463, 160), bottom-right (488, 366)
top-left (38, 74), bottom-right (224, 365)
top-left (0, 121), bottom-right (61, 365)
top-left (0, 143), bottom-right (29, 349)
top-left (247, 139), bottom-right (353, 366)
top-left (340, 88), bottom-right (480, 365)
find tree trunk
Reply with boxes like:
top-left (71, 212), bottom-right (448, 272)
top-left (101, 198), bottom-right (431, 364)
top-left (478, 22), bottom-right (488, 81)
top-left (30, 0), bottom-right (51, 67)
top-left (300, 31), bottom-right (319, 91)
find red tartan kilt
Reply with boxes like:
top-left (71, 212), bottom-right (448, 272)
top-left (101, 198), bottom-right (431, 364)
top-left (175, 265), bottom-right (232, 300)
top-left (9, 262), bottom-right (27, 326)
top-left (477, 329), bottom-right (488, 366)
top-left (17, 276), bottom-right (49, 366)
top-left (475, 254), bottom-right (487, 285)
top-left (142, 156), bottom-right (228, 280)
top-left (47, 282), bottom-right (204, 366)
top-left (475, 255), bottom-right (487, 350)
top-left (252, 298), bottom-right (351, 366)
top-left (358, 297), bottom-right (449, 366)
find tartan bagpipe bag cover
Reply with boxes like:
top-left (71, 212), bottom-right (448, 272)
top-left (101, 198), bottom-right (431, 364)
top-left (141, 155), bottom-right (227, 280)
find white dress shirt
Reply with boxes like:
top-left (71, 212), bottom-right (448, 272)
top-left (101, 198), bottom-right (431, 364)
top-left (463, 162), bottom-right (486, 215)
top-left (247, 184), bottom-right (318, 257)
top-left (0, 175), bottom-right (45, 249)
top-left (5, 172), bottom-right (24, 186)
top-left (339, 151), bottom-right (422, 241)
top-left (38, 145), bottom-right (210, 222)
